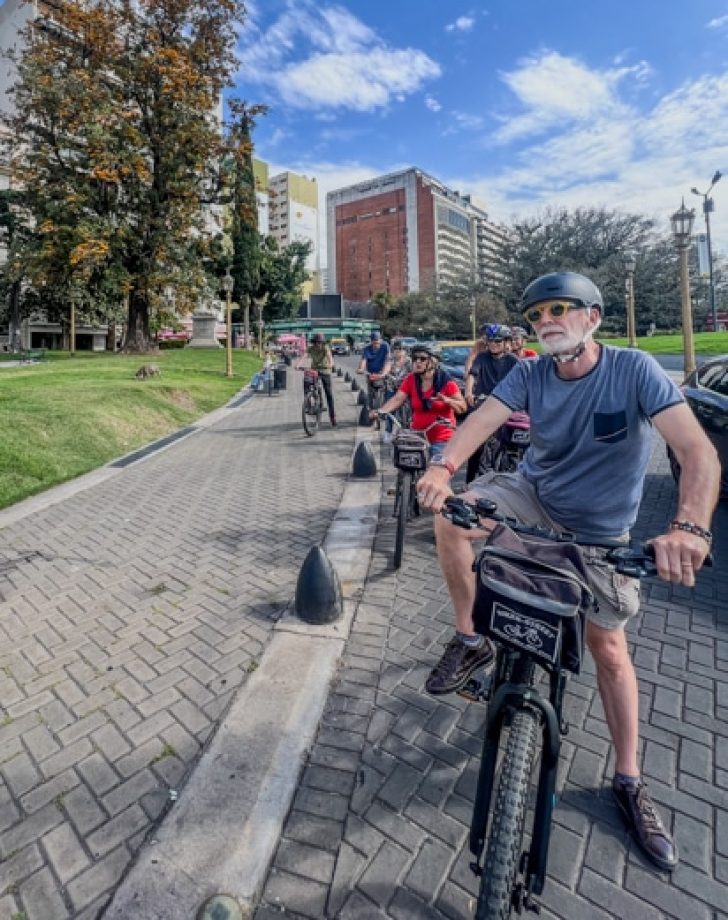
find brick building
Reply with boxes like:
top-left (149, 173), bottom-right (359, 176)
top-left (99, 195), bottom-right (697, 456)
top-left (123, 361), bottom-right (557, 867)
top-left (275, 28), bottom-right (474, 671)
top-left (326, 168), bottom-right (507, 300)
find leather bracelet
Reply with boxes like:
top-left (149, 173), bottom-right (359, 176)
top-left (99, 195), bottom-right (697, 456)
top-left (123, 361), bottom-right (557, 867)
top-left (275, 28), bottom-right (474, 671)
top-left (670, 519), bottom-right (713, 546)
top-left (431, 457), bottom-right (456, 476)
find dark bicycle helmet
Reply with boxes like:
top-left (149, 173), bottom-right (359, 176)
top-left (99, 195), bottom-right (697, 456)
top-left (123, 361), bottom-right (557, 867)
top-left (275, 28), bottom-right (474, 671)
top-left (411, 342), bottom-right (439, 359)
top-left (521, 272), bottom-right (603, 313)
top-left (510, 325), bottom-right (528, 339)
top-left (312, 332), bottom-right (326, 344)
top-left (480, 323), bottom-right (512, 342)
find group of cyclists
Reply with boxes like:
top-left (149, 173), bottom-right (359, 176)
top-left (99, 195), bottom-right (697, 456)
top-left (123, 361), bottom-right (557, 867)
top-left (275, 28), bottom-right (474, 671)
top-left (296, 271), bottom-right (721, 875)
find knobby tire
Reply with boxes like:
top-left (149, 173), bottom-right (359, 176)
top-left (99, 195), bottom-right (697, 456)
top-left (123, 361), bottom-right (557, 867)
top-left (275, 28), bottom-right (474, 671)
top-left (394, 471), bottom-right (411, 569)
top-left (475, 707), bottom-right (540, 920)
top-left (302, 389), bottom-right (321, 437)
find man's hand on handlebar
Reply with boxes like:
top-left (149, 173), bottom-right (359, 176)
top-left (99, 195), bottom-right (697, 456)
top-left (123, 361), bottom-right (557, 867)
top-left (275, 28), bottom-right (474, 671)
top-left (416, 466), bottom-right (454, 512)
top-left (647, 529), bottom-right (711, 588)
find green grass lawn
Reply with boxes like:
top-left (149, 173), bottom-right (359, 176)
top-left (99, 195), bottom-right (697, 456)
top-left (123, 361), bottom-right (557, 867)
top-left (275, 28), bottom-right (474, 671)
top-left (598, 331), bottom-right (728, 354)
top-left (0, 348), bottom-right (262, 510)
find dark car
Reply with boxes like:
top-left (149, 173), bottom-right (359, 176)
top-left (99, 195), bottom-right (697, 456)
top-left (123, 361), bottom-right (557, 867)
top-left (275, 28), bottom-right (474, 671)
top-left (667, 354), bottom-right (728, 497)
top-left (438, 344), bottom-right (473, 391)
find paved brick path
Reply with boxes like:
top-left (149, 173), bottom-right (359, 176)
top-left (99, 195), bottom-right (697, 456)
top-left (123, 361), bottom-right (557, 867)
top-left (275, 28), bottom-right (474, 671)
top-left (255, 436), bottom-right (728, 920)
top-left (0, 372), bottom-right (358, 920)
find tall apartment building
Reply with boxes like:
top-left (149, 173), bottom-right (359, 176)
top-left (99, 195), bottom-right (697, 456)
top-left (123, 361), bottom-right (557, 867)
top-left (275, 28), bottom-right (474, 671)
top-left (252, 157), bottom-right (269, 235)
top-left (326, 168), bottom-right (508, 300)
top-left (267, 170), bottom-right (320, 296)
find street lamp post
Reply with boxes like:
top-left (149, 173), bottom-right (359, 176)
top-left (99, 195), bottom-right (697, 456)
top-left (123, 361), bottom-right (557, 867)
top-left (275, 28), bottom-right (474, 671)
top-left (671, 199), bottom-right (696, 376)
top-left (222, 270), bottom-right (234, 378)
top-left (691, 170), bottom-right (722, 332)
top-left (469, 296), bottom-right (477, 341)
top-left (623, 253), bottom-right (637, 348)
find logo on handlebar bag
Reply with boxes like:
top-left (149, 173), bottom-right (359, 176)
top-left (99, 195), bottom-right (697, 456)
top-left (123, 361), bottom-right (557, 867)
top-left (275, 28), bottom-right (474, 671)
top-left (490, 602), bottom-right (561, 666)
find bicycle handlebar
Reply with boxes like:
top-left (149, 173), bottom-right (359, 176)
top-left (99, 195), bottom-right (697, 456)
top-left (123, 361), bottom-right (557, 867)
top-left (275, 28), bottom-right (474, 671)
top-left (440, 497), bottom-right (714, 578)
top-left (376, 410), bottom-right (456, 434)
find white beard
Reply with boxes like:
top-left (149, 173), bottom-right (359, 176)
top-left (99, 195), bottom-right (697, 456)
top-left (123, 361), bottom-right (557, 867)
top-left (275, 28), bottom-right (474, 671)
top-left (536, 316), bottom-right (601, 356)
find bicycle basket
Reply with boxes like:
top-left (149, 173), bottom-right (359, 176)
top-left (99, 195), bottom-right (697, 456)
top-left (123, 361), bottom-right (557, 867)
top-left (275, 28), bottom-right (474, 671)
top-left (303, 369), bottom-right (319, 390)
top-left (393, 430), bottom-right (429, 471)
top-left (472, 524), bottom-right (593, 673)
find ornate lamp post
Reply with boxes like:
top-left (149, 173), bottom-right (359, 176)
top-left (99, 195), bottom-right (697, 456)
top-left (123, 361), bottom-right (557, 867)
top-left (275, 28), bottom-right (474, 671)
top-left (671, 199), bottom-right (696, 376)
top-left (691, 170), bottom-right (722, 332)
top-left (623, 253), bottom-right (637, 348)
top-left (469, 295), bottom-right (477, 341)
top-left (222, 269), bottom-right (234, 378)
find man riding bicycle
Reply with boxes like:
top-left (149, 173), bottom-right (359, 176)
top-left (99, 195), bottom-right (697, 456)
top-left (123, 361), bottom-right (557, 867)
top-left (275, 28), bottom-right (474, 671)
top-left (464, 323), bottom-right (519, 483)
top-left (371, 343), bottom-right (465, 460)
top-left (298, 332), bottom-right (336, 426)
top-left (357, 331), bottom-right (392, 403)
top-left (416, 271), bottom-right (720, 873)
top-left (510, 325), bottom-right (539, 358)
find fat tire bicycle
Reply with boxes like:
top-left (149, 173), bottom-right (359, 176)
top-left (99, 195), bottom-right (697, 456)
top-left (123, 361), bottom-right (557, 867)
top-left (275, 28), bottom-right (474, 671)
top-left (300, 368), bottom-right (324, 437)
top-left (441, 496), bottom-right (714, 919)
top-left (379, 412), bottom-right (454, 569)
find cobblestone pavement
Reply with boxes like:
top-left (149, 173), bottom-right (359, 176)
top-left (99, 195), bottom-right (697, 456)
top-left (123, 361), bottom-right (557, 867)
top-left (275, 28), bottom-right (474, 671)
top-left (256, 436), bottom-right (728, 920)
top-left (0, 370), bottom-right (359, 920)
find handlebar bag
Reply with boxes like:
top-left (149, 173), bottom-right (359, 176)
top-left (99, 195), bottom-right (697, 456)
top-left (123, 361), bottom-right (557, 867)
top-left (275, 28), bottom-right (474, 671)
top-left (392, 430), bottom-right (429, 471)
top-left (472, 524), bottom-right (593, 673)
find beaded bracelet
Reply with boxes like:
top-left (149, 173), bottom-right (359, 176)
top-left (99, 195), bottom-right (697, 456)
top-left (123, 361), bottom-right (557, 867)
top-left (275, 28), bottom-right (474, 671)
top-left (670, 519), bottom-right (713, 546)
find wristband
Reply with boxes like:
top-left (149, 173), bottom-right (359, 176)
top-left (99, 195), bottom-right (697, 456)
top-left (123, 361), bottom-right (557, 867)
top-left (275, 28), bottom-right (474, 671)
top-left (670, 519), bottom-right (713, 546)
top-left (430, 457), bottom-right (455, 476)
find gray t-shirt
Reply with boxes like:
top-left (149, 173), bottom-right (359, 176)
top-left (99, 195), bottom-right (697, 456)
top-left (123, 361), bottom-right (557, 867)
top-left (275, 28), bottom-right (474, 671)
top-left (491, 346), bottom-right (683, 539)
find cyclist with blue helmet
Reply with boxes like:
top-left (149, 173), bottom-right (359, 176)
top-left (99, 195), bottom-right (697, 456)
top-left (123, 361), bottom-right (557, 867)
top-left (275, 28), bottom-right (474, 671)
top-left (463, 323), bottom-right (518, 482)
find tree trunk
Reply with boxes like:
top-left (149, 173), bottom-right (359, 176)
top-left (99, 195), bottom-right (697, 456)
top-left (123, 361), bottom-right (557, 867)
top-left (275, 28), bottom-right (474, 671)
top-left (122, 290), bottom-right (157, 353)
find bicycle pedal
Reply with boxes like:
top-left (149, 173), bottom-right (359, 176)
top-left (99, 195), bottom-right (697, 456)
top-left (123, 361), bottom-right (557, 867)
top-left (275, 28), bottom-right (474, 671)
top-left (457, 678), bottom-right (485, 702)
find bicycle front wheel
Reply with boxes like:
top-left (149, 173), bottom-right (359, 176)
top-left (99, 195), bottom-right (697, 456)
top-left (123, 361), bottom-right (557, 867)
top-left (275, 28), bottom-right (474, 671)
top-left (302, 391), bottom-right (320, 436)
top-left (476, 707), bottom-right (539, 920)
top-left (394, 471), bottom-right (411, 569)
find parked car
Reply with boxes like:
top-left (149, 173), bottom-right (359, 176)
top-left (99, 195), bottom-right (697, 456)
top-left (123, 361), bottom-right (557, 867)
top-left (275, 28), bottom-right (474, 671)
top-left (667, 354), bottom-right (728, 498)
top-left (437, 340), bottom-right (476, 392)
top-left (330, 337), bottom-right (351, 356)
top-left (399, 336), bottom-right (419, 351)
top-left (352, 339), bottom-right (367, 354)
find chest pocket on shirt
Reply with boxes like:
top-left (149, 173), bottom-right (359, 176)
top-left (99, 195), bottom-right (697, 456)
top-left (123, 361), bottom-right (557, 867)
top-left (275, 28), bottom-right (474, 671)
top-left (593, 410), bottom-right (628, 444)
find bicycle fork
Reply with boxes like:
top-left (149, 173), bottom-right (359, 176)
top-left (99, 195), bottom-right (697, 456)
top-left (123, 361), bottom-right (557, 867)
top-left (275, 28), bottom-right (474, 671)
top-left (468, 666), bottom-right (568, 910)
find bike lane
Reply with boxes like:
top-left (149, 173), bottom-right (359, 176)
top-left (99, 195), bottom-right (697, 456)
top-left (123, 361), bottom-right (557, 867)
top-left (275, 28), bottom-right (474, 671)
top-left (0, 367), bottom-right (361, 920)
top-left (254, 435), bottom-right (728, 920)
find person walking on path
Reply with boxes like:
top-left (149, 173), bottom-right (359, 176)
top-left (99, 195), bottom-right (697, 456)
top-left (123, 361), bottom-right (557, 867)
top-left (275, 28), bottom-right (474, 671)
top-left (299, 332), bottom-right (336, 426)
top-left (416, 270), bottom-right (721, 872)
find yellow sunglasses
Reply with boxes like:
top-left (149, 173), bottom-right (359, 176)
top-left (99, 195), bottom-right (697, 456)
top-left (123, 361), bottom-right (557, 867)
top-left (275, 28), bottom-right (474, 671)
top-left (522, 301), bottom-right (586, 324)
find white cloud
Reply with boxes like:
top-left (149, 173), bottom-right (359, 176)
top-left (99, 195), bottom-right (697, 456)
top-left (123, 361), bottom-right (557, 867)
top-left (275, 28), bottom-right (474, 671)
top-left (238, 1), bottom-right (440, 112)
top-left (707, 14), bottom-right (728, 29)
top-left (493, 51), bottom-right (650, 142)
top-left (453, 110), bottom-right (485, 130)
top-left (425, 95), bottom-right (442, 112)
top-left (445, 16), bottom-right (475, 33)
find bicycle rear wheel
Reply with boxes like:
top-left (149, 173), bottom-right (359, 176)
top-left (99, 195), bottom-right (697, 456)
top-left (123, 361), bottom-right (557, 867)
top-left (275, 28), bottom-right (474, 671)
top-left (394, 471), bottom-right (411, 569)
top-left (475, 707), bottom-right (539, 920)
top-left (302, 390), bottom-right (320, 436)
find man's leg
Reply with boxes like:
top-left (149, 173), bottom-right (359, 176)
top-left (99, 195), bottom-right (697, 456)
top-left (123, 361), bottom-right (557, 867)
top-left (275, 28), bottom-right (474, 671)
top-left (424, 500), bottom-right (495, 694)
top-left (321, 374), bottom-right (336, 424)
top-left (586, 617), bottom-right (678, 871)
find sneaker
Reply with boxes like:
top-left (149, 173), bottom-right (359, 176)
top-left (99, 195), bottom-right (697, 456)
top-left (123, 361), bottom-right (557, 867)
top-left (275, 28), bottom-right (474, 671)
top-left (612, 778), bottom-right (678, 871)
top-left (425, 635), bottom-right (495, 695)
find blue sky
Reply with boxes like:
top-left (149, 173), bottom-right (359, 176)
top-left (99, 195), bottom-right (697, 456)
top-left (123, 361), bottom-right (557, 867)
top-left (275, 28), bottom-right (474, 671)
top-left (233, 0), bottom-right (728, 264)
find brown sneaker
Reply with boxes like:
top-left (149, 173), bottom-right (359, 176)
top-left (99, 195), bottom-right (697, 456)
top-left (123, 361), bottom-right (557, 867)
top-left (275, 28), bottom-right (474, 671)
top-left (612, 778), bottom-right (678, 871)
top-left (425, 635), bottom-right (494, 696)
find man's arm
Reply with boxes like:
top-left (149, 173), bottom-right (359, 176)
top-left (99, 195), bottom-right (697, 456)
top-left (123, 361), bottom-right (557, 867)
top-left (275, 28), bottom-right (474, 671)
top-left (417, 397), bottom-right (513, 510)
top-left (651, 402), bottom-right (720, 584)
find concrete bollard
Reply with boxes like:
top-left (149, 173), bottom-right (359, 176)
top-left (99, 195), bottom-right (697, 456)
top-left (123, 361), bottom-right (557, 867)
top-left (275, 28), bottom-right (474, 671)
top-left (357, 390), bottom-right (368, 406)
top-left (337, 367), bottom-right (343, 377)
top-left (352, 440), bottom-right (377, 477)
top-left (351, 378), bottom-right (359, 392)
top-left (358, 405), bottom-right (372, 427)
top-left (294, 546), bottom-right (343, 624)
top-left (344, 372), bottom-right (351, 382)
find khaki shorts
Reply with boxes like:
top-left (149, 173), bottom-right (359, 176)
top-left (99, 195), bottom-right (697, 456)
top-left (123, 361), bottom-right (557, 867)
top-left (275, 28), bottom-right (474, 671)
top-left (466, 471), bottom-right (641, 630)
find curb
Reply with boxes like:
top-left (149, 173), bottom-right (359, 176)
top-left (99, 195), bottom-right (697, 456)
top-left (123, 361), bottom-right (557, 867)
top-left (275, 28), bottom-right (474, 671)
top-left (104, 417), bottom-right (382, 917)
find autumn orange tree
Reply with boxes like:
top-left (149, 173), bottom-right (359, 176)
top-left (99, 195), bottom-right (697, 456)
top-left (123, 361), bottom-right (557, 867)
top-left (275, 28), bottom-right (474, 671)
top-left (3, 0), bottom-right (245, 351)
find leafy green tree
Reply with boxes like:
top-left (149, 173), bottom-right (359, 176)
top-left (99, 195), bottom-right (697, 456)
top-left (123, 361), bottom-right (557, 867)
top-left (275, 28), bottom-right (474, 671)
top-left (256, 236), bottom-right (312, 321)
top-left (3, 0), bottom-right (245, 351)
